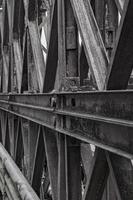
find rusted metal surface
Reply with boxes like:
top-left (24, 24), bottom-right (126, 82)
top-left (0, 0), bottom-right (133, 200)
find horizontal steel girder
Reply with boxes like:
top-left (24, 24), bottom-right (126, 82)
top-left (0, 90), bottom-right (133, 158)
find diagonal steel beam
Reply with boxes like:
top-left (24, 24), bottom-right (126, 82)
top-left (114, 0), bottom-right (124, 15)
top-left (28, 22), bottom-right (45, 92)
top-left (105, 152), bottom-right (122, 200)
top-left (70, 0), bottom-right (109, 90)
top-left (28, 122), bottom-right (40, 183)
top-left (108, 152), bottom-right (133, 200)
top-left (43, 0), bottom-right (58, 92)
top-left (31, 126), bottom-right (45, 196)
top-left (83, 148), bottom-right (109, 200)
top-left (43, 127), bottom-right (58, 200)
top-left (106, 0), bottom-right (133, 90)
top-left (13, 41), bottom-right (23, 93)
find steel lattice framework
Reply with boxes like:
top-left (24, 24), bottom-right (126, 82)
top-left (0, 0), bottom-right (133, 200)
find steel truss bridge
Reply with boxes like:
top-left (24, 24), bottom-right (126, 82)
top-left (0, 0), bottom-right (132, 200)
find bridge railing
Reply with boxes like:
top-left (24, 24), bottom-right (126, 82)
top-left (0, 143), bottom-right (40, 200)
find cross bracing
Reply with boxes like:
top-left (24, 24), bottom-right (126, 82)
top-left (0, 0), bottom-right (133, 200)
